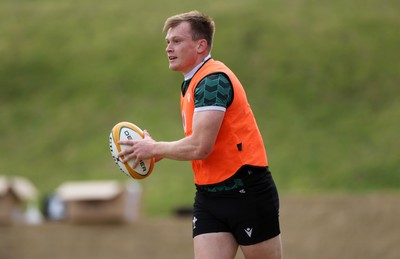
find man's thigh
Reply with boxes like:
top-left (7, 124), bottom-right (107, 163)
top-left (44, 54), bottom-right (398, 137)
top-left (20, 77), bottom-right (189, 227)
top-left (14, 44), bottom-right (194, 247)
top-left (240, 234), bottom-right (283, 259)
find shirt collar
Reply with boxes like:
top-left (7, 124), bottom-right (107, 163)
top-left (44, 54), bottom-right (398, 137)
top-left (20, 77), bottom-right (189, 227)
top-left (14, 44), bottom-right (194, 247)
top-left (184, 54), bottom-right (212, 81)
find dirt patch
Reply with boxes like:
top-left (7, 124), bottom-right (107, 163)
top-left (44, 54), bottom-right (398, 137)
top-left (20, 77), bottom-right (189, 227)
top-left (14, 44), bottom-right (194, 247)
top-left (280, 194), bottom-right (399, 259)
top-left (1, 194), bottom-right (399, 259)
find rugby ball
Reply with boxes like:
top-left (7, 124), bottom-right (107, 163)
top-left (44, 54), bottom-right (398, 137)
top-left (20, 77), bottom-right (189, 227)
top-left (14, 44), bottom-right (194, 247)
top-left (109, 122), bottom-right (154, 179)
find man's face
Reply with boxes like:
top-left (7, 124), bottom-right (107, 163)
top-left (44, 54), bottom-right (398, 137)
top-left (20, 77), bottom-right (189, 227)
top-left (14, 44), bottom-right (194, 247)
top-left (165, 22), bottom-right (200, 74)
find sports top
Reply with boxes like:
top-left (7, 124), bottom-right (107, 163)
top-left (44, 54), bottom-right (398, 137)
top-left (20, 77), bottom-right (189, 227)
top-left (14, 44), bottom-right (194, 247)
top-left (181, 58), bottom-right (268, 185)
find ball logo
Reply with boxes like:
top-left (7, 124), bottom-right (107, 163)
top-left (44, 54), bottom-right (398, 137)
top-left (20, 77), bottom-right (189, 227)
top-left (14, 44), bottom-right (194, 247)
top-left (122, 128), bottom-right (147, 172)
top-left (124, 129), bottom-right (133, 140)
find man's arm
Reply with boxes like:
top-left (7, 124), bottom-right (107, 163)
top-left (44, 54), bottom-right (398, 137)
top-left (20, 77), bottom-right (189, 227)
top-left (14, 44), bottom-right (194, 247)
top-left (118, 110), bottom-right (224, 164)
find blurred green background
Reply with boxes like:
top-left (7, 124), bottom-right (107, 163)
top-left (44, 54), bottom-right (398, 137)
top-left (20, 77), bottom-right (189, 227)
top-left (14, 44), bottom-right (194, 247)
top-left (1, 0), bottom-right (399, 216)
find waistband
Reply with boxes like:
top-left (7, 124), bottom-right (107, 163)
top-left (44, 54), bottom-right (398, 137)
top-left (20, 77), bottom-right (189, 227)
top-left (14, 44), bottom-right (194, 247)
top-left (195, 165), bottom-right (270, 193)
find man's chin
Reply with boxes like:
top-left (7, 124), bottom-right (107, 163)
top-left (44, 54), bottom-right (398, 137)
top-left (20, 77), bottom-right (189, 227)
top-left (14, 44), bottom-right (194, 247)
top-left (169, 64), bottom-right (180, 72)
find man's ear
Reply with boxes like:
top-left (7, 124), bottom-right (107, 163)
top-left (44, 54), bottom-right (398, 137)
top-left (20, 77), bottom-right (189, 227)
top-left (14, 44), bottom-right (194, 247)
top-left (197, 39), bottom-right (208, 53)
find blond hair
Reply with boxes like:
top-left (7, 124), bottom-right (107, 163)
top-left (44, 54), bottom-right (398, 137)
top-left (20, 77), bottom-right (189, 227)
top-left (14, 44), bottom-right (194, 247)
top-left (163, 10), bottom-right (215, 50)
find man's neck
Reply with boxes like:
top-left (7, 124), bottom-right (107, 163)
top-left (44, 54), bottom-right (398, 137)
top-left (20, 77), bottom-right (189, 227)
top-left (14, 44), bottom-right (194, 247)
top-left (184, 54), bottom-right (212, 81)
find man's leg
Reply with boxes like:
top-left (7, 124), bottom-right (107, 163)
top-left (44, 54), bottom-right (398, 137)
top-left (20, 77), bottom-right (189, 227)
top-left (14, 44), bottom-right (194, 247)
top-left (194, 232), bottom-right (239, 259)
top-left (240, 234), bottom-right (282, 259)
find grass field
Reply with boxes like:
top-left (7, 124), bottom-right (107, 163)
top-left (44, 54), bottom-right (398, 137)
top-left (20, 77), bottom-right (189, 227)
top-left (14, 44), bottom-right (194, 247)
top-left (0, 0), bottom-right (399, 216)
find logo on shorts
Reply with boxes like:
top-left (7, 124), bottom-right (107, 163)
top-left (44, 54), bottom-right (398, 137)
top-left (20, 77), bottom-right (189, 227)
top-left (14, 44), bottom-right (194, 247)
top-left (244, 228), bottom-right (253, 237)
top-left (192, 216), bottom-right (198, 230)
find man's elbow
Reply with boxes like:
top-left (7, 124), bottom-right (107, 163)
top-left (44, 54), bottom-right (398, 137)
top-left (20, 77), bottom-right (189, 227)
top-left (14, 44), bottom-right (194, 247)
top-left (194, 146), bottom-right (213, 160)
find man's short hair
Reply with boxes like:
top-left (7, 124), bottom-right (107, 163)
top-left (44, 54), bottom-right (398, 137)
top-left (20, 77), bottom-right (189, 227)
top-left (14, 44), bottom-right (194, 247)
top-left (163, 10), bottom-right (215, 50)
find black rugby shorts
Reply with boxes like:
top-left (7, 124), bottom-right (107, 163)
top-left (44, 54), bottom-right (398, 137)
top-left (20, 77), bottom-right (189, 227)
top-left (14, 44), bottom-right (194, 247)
top-left (192, 166), bottom-right (280, 246)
